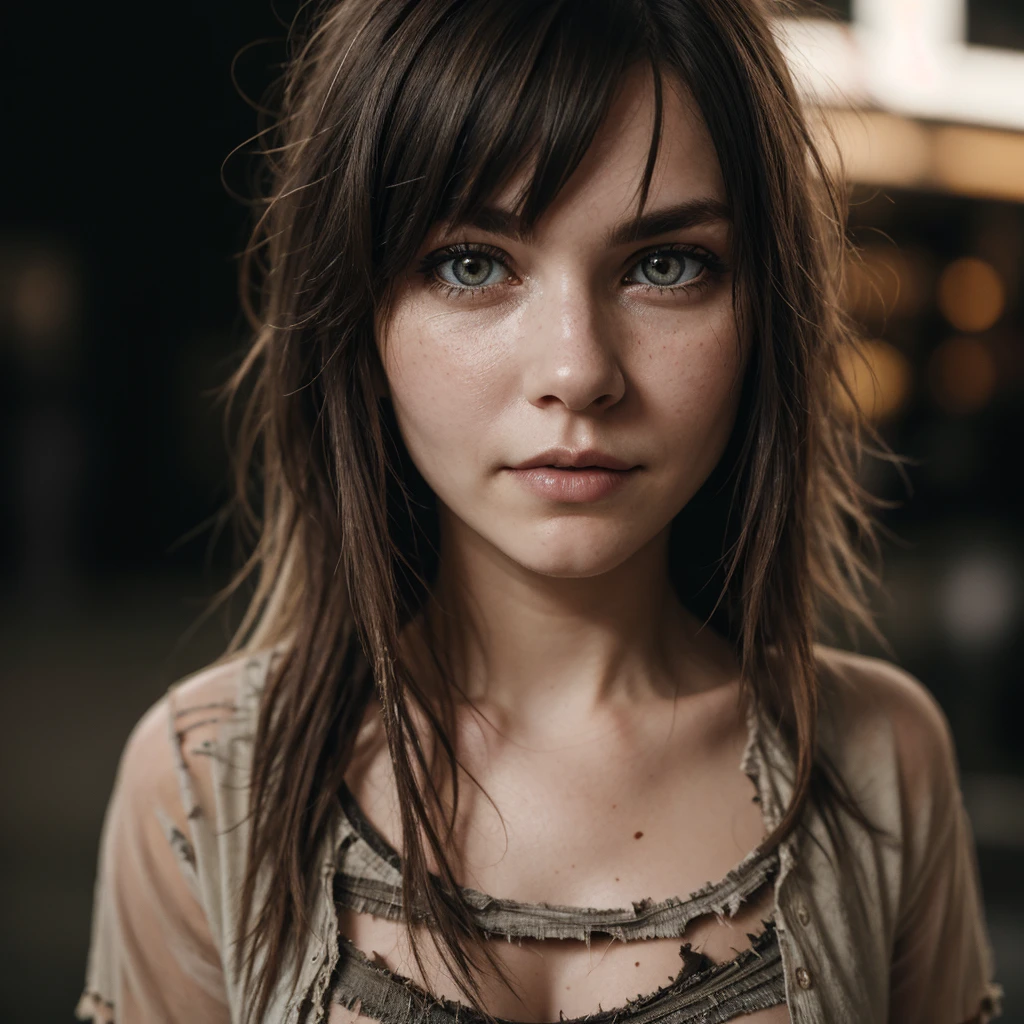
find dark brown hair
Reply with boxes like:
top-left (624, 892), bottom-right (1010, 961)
top-left (215, 0), bottom-right (883, 1018)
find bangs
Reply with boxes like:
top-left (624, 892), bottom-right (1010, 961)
top-left (369, 0), bottom-right (664, 280)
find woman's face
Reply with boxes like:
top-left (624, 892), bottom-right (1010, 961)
top-left (378, 69), bottom-right (747, 581)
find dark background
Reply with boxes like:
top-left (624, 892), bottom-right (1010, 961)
top-left (1, 1), bottom-right (1022, 1020)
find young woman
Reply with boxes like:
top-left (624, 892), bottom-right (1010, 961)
top-left (76, 1), bottom-right (1003, 1022)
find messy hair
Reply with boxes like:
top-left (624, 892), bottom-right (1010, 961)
top-left (215, 0), bottom-right (881, 1019)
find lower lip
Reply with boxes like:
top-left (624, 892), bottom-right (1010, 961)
top-left (506, 466), bottom-right (639, 502)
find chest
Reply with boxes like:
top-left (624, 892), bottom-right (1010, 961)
top-left (353, 692), bottom-right (766, 898)
top-left (334, 710), bottom-right (786, 1022)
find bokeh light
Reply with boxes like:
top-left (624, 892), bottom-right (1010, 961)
top-left (9, 249), bottom-right (80, 354)
top-left (835, 338), bottom-right (913, 422)
top-left (937, 257), bottom-right (1006, 332)
top-left (940, 550), bottom-right (1019, 651)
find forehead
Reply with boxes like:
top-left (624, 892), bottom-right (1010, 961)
top-left (487, 68), bottom-right (727, 237)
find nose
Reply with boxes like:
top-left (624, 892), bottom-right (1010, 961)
top-left (521, 279), bottom-right (626, 414)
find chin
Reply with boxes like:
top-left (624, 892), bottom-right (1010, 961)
top-left (500, 521), bottom-right (648, 579)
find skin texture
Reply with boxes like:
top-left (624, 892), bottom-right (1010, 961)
top-left (379, 66), bottom-right (749, 721)
top-left (342, 68), bottom-right (789, 1022)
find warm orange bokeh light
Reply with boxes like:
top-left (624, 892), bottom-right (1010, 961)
top-left (937, 257), bottom-right (1005, 333)
top-left (835, 339), bottom-right (913, 422)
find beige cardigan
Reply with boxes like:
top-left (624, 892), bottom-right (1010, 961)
top-left (75, 645), bottom-right (1003, 1024)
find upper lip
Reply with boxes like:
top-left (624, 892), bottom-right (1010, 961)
top-left (511, 447), bottom-right (638, 471)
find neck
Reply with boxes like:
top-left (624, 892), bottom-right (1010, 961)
top-left (402, 509), bottom-right (739, 735)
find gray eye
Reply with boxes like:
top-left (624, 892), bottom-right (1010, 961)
top-left (439, 254), bottom-right (507, 288)
top-left (630, 252), bottom-right (701, 288)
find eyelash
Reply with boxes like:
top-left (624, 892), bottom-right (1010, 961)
top-left (416, 241), bottom-right (728, 300)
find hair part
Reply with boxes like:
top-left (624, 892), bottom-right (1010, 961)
top-left (209, 1), bottom-right (890, 1019)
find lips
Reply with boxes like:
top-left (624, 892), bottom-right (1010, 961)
top-left (512, 447), bottom-right (637, 471)
top-left (505, 463), bottom-right (639, 502)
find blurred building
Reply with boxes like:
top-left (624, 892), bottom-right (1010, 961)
top-left (777, 0), bottom-right (1024, 754)
top-left (781, 0), bottom-right (1024, 1014)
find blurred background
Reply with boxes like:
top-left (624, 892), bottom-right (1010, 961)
top-left (1, 0), bottom-right (1021, 1019)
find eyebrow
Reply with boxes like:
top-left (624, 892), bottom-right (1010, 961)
top-left (459, 197), bottom-right (732, 247)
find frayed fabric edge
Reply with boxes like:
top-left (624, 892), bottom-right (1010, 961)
top-left (333, 847), bottom-right (778, 942)
top-left (327, 919), bottom-right (784, 1024)
top-left (74, 989), bottom-right (115, 1023)
top-left (978, 979), bottom-right (1005, 1022)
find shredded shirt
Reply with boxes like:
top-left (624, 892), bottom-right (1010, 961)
top-left (326, 778), bottom-right (785, 1022)
top-left (74, 645), bottom-right (1003, 1024)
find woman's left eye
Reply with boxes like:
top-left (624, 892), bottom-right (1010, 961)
top-left (625, 250), bottom-right (706, 289)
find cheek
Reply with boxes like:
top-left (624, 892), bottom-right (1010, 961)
top-left (636, 302), bottom-right (746, 446)
top-left (380, 305), bottom-right (510, 468)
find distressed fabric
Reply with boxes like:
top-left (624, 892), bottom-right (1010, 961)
top-left (329, 922), bottom-right (784, 1024)
top-left (333, 778), bottom-right (780, 943)
top-left (324, 779), bottom-right (786, 1022)
top-left (75, 644), bottom-right (1004, 1024)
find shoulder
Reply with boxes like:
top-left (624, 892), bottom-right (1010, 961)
top-left (813, 645), bottom-right (952, 751)
top-left (121, 652), bottom-right (250, 778)
top-left (116, 648), bottom-right (279, 836)
top-left (812, 645), bottom-right (960, 808)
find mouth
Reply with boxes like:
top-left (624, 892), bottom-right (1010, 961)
top-left (511, 447), bottom-right (638, 472)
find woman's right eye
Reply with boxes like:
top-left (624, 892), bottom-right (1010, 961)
top-left (423, 246), bottom-right (513, 292)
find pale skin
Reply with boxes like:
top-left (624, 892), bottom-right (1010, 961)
top-left (337, 68), bottom-right (789, 1022)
